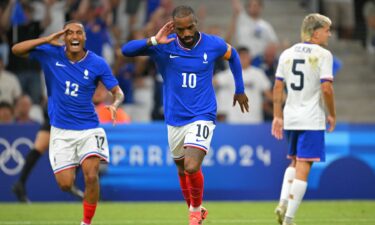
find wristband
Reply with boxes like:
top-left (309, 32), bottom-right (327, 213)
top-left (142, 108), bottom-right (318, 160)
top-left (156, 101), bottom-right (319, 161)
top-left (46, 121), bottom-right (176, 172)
top-left (150, 36), bottom-right (158, 46)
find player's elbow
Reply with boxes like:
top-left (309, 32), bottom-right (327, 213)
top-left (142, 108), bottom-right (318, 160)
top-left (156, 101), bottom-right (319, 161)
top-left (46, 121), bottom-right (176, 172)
top-left (321, 82), bottom-right (334, 96)
top-left (12, 44), bottom-right (27, 58)
top-left (121, 44), bottom-right (137, 57)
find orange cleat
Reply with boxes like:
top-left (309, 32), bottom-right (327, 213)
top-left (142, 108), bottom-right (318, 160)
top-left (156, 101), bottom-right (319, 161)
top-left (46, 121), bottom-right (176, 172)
top-left (201, 206), bottom-right (208, 220)
top-left (189, 211), bottom-right (202, 225)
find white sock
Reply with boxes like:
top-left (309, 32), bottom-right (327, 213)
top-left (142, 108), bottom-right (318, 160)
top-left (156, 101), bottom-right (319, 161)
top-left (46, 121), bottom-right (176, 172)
top-left (279, 167), bottom-right (296, 206)
top-left (285, 179), bottom-right (307, 219)
top-left (189, 205), bottom-right (201, 212)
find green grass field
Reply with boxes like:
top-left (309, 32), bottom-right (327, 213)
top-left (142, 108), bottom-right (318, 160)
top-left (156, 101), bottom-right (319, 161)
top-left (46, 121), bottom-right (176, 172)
top-left (0, 201), bottom-right (374, 225)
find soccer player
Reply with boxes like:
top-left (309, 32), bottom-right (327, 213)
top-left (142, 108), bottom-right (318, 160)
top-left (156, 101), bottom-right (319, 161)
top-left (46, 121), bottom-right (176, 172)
top-left (122, 6), bottom-right (249, 225)
top-left (272, 14), bottom-right (336, 225)
top-left (12, 20), bottom-right (124, 225)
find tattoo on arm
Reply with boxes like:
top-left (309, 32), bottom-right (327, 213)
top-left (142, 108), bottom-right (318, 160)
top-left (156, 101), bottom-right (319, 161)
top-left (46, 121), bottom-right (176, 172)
top-left (112, 88), bottom-right (124, 109)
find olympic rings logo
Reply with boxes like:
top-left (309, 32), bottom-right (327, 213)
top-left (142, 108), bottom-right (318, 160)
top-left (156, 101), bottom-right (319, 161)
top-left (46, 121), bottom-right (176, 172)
top-left (0, 137), bottom-right (33, 175)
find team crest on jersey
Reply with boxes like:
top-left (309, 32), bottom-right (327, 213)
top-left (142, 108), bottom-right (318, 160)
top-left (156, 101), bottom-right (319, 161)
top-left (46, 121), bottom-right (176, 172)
top-left (84, 69), bottom-right (89, 80)
top-left (203, 53), bottom-right (208, 64)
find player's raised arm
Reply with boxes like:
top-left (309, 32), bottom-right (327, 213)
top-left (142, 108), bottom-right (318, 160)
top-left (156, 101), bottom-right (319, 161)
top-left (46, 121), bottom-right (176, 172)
top-left (121, 21), bottom-right (175, 57)
top-left (12, 29), bottom-right (67, 58)
top-left (223, 44), bottom-right (249, 113)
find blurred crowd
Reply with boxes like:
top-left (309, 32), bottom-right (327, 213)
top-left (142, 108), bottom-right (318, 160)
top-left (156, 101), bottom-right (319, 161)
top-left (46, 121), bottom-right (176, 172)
top-left (0, 0), bottom-right (374, 125)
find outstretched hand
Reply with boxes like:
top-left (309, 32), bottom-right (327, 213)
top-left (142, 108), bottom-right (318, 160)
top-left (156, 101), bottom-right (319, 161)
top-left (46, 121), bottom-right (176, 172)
top-left (233, 93), bottom-right (249, 113)
top-left (105, 105), bottom-right (118, 126)
top-left (326, 115), bottom-right (336, 133)
top-left (271, 117), bottom-right (283, 140)
top-left (155, 21), bottom-right (176, 44)
top-left (46, 28), bottom-right (67, 46)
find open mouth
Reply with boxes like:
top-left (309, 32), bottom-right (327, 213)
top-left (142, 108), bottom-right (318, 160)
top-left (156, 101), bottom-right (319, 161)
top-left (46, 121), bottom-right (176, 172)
top-left (71, 40), bottom-right (80, 48)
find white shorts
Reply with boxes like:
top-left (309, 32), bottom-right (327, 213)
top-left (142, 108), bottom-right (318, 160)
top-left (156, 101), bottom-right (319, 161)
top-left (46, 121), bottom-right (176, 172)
top-left (167, 120), bottom-right (216, 160)
top-left (49, 126), bottom-right (109, 174)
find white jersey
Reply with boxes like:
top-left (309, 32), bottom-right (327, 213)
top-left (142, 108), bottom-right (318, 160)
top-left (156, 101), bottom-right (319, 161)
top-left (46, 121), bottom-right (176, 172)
top-left (275, 43), bottom-right (333, 130)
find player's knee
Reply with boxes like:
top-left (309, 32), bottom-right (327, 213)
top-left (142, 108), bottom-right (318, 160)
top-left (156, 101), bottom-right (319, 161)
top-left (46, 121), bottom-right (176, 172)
top-left (184, 164), bottom-right (200, 174)
top-left (58, 181), bottom-right (73, 192)
top-left (184, 159), bottom-right (200, 174)
top-left (84, 172), bottom-right (98, 185)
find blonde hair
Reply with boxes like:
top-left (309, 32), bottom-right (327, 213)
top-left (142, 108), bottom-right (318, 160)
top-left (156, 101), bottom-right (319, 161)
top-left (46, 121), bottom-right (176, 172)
top-left (301, 13), bottom-right (331, 42)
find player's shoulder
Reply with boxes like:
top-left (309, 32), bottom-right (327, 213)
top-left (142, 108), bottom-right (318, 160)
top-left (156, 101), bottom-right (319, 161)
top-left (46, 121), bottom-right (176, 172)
top-left (87, 50), bottom-right (108, 65)
top-left (315, 45), bottom-right (332, 58)
top-left (279, 45), bottom-right (294, 59)
top-left (202, 33), bottom-right (225, 43)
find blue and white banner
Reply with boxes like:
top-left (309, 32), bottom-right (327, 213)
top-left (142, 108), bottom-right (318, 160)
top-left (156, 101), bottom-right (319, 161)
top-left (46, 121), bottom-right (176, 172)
top-left (1, 123), bottom-right (375, 201)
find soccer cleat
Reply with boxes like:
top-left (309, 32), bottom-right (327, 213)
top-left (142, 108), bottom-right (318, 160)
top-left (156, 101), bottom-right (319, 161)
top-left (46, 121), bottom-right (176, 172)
top-left (201, 206), bottom-right (208, 220)
top-left (12, 182), bottom-right (30, 203)
top-left (189, 211), bottom-right (202, 225)
top-left (274, 205), bottom-right (287, 225)
top-left (80, 222), bottom-right (90, 225)
top-left (69, 185), bottom-right (84, 200)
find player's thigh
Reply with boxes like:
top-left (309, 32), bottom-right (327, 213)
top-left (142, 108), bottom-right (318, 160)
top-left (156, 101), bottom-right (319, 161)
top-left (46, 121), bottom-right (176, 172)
top-left (296, 130), bottom-right (325, 162)
top-left (78, 127), bottom-right (110, 165)
top-left (168, 125), bottom-right (187, 160)
top-left (49, 127), bottom-right (79, 174)
top-left (54, 167), bottom-right (76, 187)
top-left (81, 156), bottom-right (101, 178)
top-left (285, 130), bottom-right (299, 158)
top-left (183, 120), bottom-right (216, 154)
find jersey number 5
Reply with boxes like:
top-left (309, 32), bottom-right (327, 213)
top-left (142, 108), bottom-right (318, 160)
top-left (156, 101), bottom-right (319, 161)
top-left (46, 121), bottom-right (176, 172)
top-left (65, 81), bottom-right (79, 97)
top-left (291, 59), bottom-right (305, 91)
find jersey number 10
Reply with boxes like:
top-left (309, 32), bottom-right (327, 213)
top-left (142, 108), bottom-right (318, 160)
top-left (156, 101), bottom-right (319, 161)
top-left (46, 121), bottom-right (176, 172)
top-left (182, 73), bottom-right (197, 88)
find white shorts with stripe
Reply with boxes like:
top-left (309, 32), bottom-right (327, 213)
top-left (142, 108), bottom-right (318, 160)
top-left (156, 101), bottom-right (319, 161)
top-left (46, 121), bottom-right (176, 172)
top-left (49, 126), bottom-right (109, 174)
top-left (167, 120), bottom-right (215, 160)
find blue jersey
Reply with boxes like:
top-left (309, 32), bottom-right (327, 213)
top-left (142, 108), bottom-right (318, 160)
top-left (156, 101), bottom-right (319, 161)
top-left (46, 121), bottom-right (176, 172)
top-left (30, 44), bottom-right (118, 130)
top-left (132, 33), bottom-right (228, 126)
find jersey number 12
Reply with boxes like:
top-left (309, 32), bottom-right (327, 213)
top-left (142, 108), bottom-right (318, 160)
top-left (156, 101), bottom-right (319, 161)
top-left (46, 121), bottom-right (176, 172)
top-left (65, 81), bottom-right (79, 97)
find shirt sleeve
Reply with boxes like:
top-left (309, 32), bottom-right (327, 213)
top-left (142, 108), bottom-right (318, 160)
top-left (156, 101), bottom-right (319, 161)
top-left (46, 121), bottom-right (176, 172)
top-left (99, 59), bottom-right (119, 90)
top-left (29, 44), bottom-right (54, 63)
top-left (275, 52), bottom-right (286, 81)
top-left (320, 50), bottom-right (334, 82)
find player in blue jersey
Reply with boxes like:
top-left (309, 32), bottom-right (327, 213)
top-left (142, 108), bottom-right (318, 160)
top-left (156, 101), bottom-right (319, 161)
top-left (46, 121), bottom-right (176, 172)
top-left (122, 6), bottom-right (249, 225)
top-left (12, 20), bottom-right (124, 225)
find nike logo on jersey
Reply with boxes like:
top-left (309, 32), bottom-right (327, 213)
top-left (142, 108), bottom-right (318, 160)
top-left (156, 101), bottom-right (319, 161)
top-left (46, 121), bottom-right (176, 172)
top-left (196, 138), bottom-right (205, 142)
top-left (169, 54), bottom-right (180, 58)
top-left (56, 61), bottom-right (66, 67)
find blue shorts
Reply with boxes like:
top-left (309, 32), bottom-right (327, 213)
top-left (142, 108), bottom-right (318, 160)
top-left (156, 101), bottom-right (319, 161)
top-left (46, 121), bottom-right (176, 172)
top-left (285, 130), bottom-right (325, 162)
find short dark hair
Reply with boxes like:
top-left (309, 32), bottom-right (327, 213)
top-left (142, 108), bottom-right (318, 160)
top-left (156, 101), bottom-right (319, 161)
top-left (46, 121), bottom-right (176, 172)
top-left (0, 101), bottom-right (13, 111)
top-left (63, 20), bottom-right (84, 29)
top-left (172, 5), bottom-right (196, 21)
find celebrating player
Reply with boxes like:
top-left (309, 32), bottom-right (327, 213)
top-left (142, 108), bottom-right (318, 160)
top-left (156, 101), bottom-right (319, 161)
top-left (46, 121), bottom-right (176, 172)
top-left (272, 13), bottom-right (336, 225)
top-left (122, 5), bottom-right (249, 225)
top-left (12, 20), bottom-right (124, 225)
